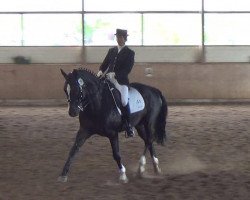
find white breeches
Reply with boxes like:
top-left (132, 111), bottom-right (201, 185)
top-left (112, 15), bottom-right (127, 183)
top-left (113, 81), bottom-right (129, 106)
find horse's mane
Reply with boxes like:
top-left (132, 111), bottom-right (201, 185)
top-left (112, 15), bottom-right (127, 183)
top-left (78, 67), bottom-right (98, 77)
top-left (73, 67), bottom-right (99, 82)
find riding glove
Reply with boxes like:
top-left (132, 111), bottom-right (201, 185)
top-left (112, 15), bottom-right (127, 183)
top-left (97, 70), bottom-right (103, 77)
top-left (106, 72), bottom-right (116, 80)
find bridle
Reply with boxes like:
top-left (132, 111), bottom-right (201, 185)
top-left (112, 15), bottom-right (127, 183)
top-left (77, 91), bottom-right (89, 112)
top-left (77, 80), bottom-right (90, 112)
top-left (67, 75), bottom-right (107, 112)
top-left (67, 79), bottom-right (89, 112)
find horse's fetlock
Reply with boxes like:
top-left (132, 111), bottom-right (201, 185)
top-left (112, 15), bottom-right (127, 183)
top-left (119, 173), bottom-right (128, 183)
top-left (58, 176), bottom-right (68, 182)
top-left (153, 156), bottom-right (159, 165)
top-left (139, 155), bottom-right (146, 165)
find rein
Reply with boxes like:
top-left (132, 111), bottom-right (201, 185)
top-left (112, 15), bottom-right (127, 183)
top-left (78, 98), bottom-right (89, 112)
top-left (76, 78), bottom-right (103, 112)
top-left (67, 82), bottom-right (89, 112)
top-left (104, 80), bottom-right (121, 114)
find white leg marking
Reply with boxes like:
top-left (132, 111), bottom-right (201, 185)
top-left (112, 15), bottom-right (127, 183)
top-left (119, 165), bottom-right (128, 183)
top-left (58, 175), bottom-right (68, 183)
top-left (138, 155), bottom-right (146, 175)
top-left (153, 156), bottom-right (159, 165)
top-left (153, 156), bottom-right (162, 174)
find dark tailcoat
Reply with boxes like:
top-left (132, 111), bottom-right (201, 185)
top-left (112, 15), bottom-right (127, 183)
top-left (99, 46), bottom-right (135, 85)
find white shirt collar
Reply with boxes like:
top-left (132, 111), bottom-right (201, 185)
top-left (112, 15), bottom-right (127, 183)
top-left (118, 45), bottom-right (126, 53)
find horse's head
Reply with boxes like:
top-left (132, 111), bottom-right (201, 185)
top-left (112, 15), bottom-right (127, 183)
top-left (61, 68), bottom-right (99, 117)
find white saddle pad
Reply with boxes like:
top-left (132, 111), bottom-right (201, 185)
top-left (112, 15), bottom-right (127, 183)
top-left (128, 87), bottom-right (145, 113)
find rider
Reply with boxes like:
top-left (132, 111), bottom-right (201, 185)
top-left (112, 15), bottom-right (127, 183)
top-left (97, 28), bottom-right (135, 137)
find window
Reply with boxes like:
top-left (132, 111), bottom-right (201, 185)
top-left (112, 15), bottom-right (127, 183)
top-left (143, 14), bottom-right (201, 45)
top-left (204, 0), bottom-right (250, 45)
top-left (0, 15), bottom-right (22, 46)
top-left (205, 14), bottom-right (250, 45)
top-left (0, 0), bottom-right (82, 46)
top-left (84, 0), bottom-right (201, 11)
top-left (0, 0), bottom-right (82, 12)
top-left (84, 0), bottom-right (201, 46)
top-left (23, 14), bottom-right (82, 46)
top-left (84, 14), bottom-right (141, 46)
top-left (0, 0), bottom-right (250, 49)
top-left (204, 0), bottom-right (250, 11)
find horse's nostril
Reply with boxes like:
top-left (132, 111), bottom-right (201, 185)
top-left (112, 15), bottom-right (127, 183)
top-left (68, 106), bottom-right (80, 117)
top-left (69, 111), bottom-right (77, 117)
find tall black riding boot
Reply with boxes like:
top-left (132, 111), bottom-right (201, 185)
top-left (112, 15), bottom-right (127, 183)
top-left (122, 103), bottom-right (135, 138)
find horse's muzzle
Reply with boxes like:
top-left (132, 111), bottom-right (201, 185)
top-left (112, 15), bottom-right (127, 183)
top-left (68, 105), bottom-right (80, 117)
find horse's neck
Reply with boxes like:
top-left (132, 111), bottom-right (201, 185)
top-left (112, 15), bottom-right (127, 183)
top-left (87, 81), bottom-right (115, 115)
top-left (86, 82), bottom-right (104, 113)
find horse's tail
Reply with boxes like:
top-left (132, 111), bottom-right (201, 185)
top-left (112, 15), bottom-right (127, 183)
top-left (155, 91), bottom-right (168, 146)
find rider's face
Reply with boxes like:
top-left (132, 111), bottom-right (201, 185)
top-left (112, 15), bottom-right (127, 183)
top-left (116, 35), bottom-right (126, 46)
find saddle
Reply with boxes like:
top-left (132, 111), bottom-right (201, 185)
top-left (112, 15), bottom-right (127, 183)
top-left (127, 87), bottom-right (145, 113)
top-left (106, 81), bottom-right (145, 114)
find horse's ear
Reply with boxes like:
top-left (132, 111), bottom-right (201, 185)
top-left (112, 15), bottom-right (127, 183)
top-left (60, 69), bottom-right (68, 79)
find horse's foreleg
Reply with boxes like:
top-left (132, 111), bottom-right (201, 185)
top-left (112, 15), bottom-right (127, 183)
top-left (109, 134), bottom-right (128, 183)
top-left (58, 129), bottom-right (89, 182)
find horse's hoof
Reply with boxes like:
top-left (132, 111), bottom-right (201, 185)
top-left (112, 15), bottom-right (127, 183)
top-left (58, 176), bottom-right (68, 182)
top-left (119, 174), bottom-right (129, 184)
top-left (119, 177), bottom-right (129, 184)
top-left (137, 171), bottom-right (144, 179)
top-left (154, 167), bottom-right (162, 175)
top-left (138, 165), bottom-right (146, 174)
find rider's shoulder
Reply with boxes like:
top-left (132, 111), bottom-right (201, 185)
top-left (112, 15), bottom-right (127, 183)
top-left (109, 46), bottom-right (117, 51)
top-left (125, 46), bottom-right (134, 53)
top-left (128, 47), bottom-right (135, 55)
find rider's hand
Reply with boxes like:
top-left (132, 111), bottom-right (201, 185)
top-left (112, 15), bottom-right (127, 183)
top-left (97, 70), bottom-right (103, 77)
top-left (106, 72), bottom-right (116, 80)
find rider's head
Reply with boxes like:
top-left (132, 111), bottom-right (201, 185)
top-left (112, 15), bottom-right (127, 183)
top-left (115, 29), bottom-right (128, 46)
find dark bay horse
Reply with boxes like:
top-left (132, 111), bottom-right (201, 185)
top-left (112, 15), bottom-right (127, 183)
top-left (58, 68), bottom-right (168, 183)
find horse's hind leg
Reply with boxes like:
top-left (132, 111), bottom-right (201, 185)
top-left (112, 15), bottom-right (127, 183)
top-left (135, 125), bottom-right (148, 177)
top-left (145, 122), bottom-right (162, 175)
top-left (58, 128), bottom-right (89, 182)
top-left (148, 143), bottom-right (162, 175)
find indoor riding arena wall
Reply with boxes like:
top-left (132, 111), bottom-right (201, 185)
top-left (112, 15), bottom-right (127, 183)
top-left (0, 63), bottom-right (250, 104)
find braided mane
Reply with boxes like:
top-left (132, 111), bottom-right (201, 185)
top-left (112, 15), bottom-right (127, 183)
top-left (78, 67), bottom-right (98, 78)
top-left (72, 67), bottom-right (100, 84)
